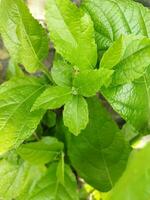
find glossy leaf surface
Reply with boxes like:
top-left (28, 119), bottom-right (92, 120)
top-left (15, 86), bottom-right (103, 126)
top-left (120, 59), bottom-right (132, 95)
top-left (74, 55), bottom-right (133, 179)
top-left (83, 0), bottom-right (150, 50)
top-left (100, 35), bottom-right (150, 85)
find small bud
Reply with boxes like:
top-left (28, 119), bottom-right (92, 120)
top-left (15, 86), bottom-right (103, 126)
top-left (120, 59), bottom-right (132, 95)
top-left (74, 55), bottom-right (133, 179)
top-left (73, 66), bottom-right (80, 75)
top-left (71, 87), bottom-right (78, 95)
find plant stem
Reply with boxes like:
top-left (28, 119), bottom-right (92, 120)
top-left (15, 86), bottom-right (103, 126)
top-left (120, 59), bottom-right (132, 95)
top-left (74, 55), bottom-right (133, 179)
top-left (41, 64), bottom-right (54, 84)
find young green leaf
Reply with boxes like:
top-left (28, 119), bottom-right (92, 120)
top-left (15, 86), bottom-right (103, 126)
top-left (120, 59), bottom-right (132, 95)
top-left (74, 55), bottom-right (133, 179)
top-left (83, 0), bottom-right (150, 50)
top-left (65, 97), bottom-right (131, 192)
top-left (63, 95), bottom-right (89, 135)
top-left (73, 69), bottom-right (102, 97)
top-left (52, 55), bottom-right (73, 87)
top-left (29, 163), bottom-right (79, 200)
top-left (100, 35), bottom-right (150, 85)
top-left (0, 157), bottom-right (45, 200)
top-left (106, 143), bottom-right (150, 200)
top-left (98, 68), bottom-right (114, 87)
top-left (0, 0), bottom-right (49, 73)
top-left (0, 77), bottom-right (48, 155)
top-left (45, 0), bottom-right (97, 69)
top-left (32, 86), bottom-right (72, 111)
top-left (100, 36), bottom-right (124, 69)
top-left (17, 137), bottom-right (64, 165)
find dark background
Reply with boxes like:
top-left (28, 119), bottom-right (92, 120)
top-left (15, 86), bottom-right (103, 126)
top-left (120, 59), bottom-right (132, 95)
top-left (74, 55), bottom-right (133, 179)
top-left (136, 0), bottom-right (150, 7)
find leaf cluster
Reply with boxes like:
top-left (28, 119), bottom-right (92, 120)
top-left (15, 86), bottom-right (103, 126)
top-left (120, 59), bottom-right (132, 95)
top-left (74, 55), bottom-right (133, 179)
top-left (0, 0), bottom-right (150, 199)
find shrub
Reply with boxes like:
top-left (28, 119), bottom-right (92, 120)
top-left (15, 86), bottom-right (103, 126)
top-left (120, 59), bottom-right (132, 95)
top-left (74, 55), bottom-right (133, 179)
top-left (0, 0), bottom-right (150, 199)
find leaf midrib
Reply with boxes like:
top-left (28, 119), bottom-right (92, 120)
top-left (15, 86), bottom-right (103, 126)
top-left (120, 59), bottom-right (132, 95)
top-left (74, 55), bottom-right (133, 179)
top-left (39, 90), bottom-right (72, 106)
top-left (82, 135), bottom-right (114, 188)
top-left (116, 45), bottom-right (150, 69)
top-left (14, 2), bottom-right (43, 67)
top-left (53, 0), bottom-right (78, 46)
top-left (20, 146), bottom-right (61, 153)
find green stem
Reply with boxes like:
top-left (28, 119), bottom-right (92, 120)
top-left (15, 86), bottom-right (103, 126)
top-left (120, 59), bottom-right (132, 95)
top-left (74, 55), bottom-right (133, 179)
top-left (41, 64), bottom-right (54, 84)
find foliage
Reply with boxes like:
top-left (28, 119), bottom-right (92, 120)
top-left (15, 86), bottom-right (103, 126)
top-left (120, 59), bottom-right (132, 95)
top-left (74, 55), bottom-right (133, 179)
top-left (0, 0), bottom-right (150, 199)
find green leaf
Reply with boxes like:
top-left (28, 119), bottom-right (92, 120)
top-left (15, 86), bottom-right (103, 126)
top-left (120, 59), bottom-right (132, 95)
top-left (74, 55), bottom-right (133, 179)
top-left (0, 157), bottom-right (45, 200)
top-left (106, 143), bottom-right (150, 200)
top-left (0, 77), bottom-right (47, 155)
top-left (17, 137), bottom-right (64, 165)
top-left (42, 110), bottom-right (56, 128)
top-left (100, 35), bottom-right (150, 85)
top-left (6, 60), bottom-right (24, 80)
top-left (52, 55), bottom-right (73, 87)
top-left (73, 69), bottom-right (102, 97)
top-left (63, 95), bottom-right (89, 135)
top-left (98, 68), bottom-right (114, 87)
top-left (122, 123), bottom-right (139, 142)
top-left (32, 86), bottom-right (72, 111)
top-left (82, 0), bottom-right (150, 132)
top-left (0, 0), bottom-right (49, 73)
top-left (102, 73), bottom-right (150, 133)
top-left (29, 163), bottom-right (79, 200)
top-left (56, 152), bottom-right (65, 185)
top-left (45, 0), bottom-right (97, 69)
top-left (83, 0), bottom-right (150, 50)
top-left (65, 97), bottom-right (131, 192)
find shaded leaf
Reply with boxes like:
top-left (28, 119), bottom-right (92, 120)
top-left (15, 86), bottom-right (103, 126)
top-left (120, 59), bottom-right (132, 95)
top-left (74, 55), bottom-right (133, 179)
top-left (106, 143), bottom-right (150, 200)
top-left (57, 152), bottom-right (65, 185)
top-left (17, 137), bottom-right (64, 165)
top-left (66, 97), bottom-right (131, 192)
top-left (29, 163), bottom-right (79, 200)
top-left (42, 111), bottom-right (56, 128)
